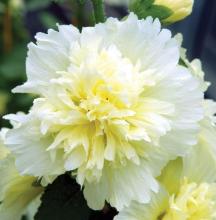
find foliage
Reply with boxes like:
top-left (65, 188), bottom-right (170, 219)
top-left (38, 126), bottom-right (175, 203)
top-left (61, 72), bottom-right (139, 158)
top-left (35, 175), bottom-right (91, 220)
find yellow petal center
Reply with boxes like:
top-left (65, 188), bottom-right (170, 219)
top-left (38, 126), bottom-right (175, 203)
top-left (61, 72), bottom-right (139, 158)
top-left (162, 178), bottom-right (216, 220)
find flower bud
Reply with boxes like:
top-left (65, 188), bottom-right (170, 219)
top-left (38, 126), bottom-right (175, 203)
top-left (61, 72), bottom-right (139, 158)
top-left (154, 0), bottom-right (194, 22)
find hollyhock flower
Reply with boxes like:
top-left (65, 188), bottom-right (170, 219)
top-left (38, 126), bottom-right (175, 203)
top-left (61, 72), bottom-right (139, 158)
top-left (115, 100), bottom-right (216, 219)
top-left (0, 129), bottom-right (43, 220)
top-left (5, 13), bottom-right (203, 210)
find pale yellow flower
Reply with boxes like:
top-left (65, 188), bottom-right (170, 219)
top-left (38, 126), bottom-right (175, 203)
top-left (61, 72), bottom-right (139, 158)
top-left (0, 129), bottom-right (43, 220)
top-left (116, 157), bottom-right (216, 220)
top-left (5, 13), bottom-right (203, 210)
top-left (115, 100), bottom-right (216, 219)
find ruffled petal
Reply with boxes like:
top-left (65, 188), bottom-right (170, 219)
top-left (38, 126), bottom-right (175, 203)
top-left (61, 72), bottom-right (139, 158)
top-left (0, 155), bottom-right (43, 220)
top-left (84, 161), bottom-right (159, 211)
top-left (115, 186), bottom-right (169, 220)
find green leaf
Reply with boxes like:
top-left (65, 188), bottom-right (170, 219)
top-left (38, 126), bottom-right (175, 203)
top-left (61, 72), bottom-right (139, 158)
top-left (35, 174), bottom-right (91, 220)
top-left (39, 12), bottom-right (60, 29)
top-left (25, 0), bottom-right (66, 10)
top-left (25, 0), bottom-right (53, 10)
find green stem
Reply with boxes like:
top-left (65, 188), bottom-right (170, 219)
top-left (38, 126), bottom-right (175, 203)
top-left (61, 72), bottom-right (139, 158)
top-left (76, 0), bottom-right (85, 31)
top-left (3, 5), bottom-right (13, 53)
top-left (91, 0), bottom-right (106, 24)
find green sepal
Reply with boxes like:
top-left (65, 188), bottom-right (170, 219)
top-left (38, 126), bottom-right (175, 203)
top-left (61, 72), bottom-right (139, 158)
top-left (179, 57), bottom-right (188, 67)
top-left (129, 0), bottom-right (173, 21)
top-left (32, 178), bottom-right (42, 187)
top-left (145, 5), bottom-right (173, 20)
top-left (138, 0), bottom-right (155, 9)
top-left (129, 0), bottom-right (154, 12)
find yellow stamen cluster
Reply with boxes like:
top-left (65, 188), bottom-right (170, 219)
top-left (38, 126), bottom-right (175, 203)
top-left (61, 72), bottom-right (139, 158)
top-left (163, 178), bottom-right (216, 220)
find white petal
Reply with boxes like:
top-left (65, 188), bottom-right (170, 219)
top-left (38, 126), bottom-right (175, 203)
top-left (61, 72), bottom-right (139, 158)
top-left (115, 186), bottom-right (169, 220)
top-left (0, 155), bottom-right (43, 220)
top-left (84, 161), bottom-right (159, 211)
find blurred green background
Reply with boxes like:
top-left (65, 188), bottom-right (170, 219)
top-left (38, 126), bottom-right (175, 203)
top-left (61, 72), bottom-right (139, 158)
top-left (0, 0), bottom-right (92, 127)
top-left (0, 0), bottom-right (216, 128)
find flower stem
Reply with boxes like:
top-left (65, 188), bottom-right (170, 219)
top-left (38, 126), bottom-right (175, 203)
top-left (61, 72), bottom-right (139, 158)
top-left (91, 0), bottom-right (106, 24)
top-left (76, 0), bottom-right (85, 31)
top-left (3, 5), bottom-right (12, 53)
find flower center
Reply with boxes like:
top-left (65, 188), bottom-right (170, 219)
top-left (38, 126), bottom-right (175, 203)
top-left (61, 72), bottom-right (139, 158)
top-left (162, 178), bottom-right (216, 220)
top-left (66, 45), bottom-right (144, 123)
